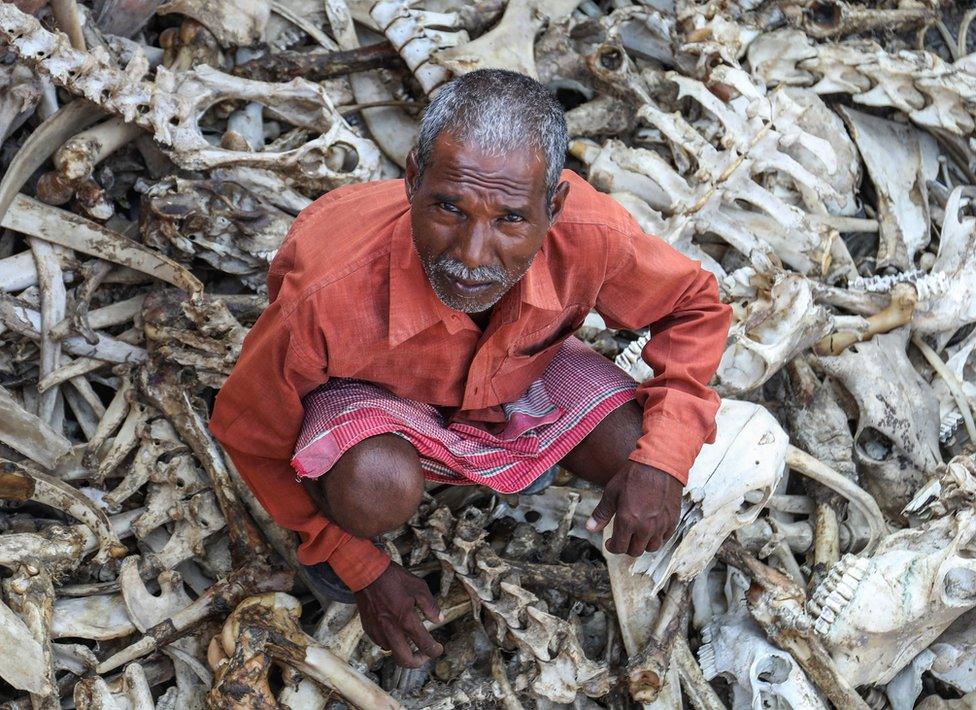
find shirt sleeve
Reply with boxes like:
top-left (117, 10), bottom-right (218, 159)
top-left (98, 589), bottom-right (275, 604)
top-left (595, 224), bottom-right (733, 486)
top-left (208, 241), bottom-right (390, 591)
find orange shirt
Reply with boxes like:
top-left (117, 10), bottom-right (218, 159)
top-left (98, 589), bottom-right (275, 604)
top-left (209, 169), bottom-right (732, 590)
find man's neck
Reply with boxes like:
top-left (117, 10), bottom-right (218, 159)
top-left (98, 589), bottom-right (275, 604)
top-left (469, 308), bottom-right (492, 331)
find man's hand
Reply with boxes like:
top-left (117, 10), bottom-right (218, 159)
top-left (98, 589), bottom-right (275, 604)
top-left (354, 561), bottom-right (445, 668)
top-left (585, 462), bottom-right (683, 556)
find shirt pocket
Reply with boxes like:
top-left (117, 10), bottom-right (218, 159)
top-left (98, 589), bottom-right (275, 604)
top-left (510, 304), bottom-right (590, 358)
top-left (495, 305), bottom-right (589, 395)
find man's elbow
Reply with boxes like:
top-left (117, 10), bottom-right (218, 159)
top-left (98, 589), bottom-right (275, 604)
top-left (694, 267), bottom-right (732, 325)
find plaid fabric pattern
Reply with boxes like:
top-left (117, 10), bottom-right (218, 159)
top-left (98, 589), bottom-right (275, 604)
top-left (292, 338), bottom-right (637, 493)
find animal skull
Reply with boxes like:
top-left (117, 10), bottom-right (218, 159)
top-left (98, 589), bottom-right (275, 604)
top-left (716, 271), bottom-right (832, 395)
top-left (810, 510), bottom-right (976, 686)
top-left (818, 326), bottom-right (942, 520)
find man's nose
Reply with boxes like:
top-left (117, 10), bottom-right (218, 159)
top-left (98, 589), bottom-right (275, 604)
top-left (453, 220), bottom-right (493, 271)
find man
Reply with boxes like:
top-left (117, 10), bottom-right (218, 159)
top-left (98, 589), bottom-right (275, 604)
top-left (210, 69), bottom-right (732, 668)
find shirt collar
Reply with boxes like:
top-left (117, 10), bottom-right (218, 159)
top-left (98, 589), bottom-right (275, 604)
top-left (387, 210), bottom-right (563, 347)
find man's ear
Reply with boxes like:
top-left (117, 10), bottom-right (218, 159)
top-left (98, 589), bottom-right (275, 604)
top-left (547, 180), bottom-right (571, 225)
top-left (404, 150), bottom-right (420, 202)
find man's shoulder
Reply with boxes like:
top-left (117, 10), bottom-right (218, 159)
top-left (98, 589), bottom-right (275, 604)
top-left (552, 169), bottom-right (641, 237)
top-left (275, 179), bottom-right (407, 284)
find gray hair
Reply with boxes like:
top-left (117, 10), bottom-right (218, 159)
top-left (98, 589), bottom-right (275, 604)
top-left (414, 69), bottom-right (568, 208)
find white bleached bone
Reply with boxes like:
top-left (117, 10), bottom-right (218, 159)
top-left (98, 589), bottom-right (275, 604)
top-left (698, 569), bottom-right (827, 709)
top-left (716, 271), bottom-right (832, 395)
top-left (809, 509), bottom-right (976, 686)
top-left (326, 0), bottom-right (417, 168)
top-left (429, 0), bottom-right (575, 80)
top-left (370, 0), bottom-right (469, 95)
top-left (157, 0), bottom-right (269, 47)
top-left (818, 326), bottom-right (942, 519)
top-left (573, 64), bottom-right (842, 277)
top-left (748, 29), bottom-right (976, 139)
top-left (0, 62), bottom-right (40, 144)
top-left (0, 599), bottom-right (47, 695)
top-left (0, 384), bottom-right (72, 469)
top-left (913, 186), bottom-right (976, 347)
top-left (51, 593), bottom-right (136, 640)
top-left (839, 106), bottom-right (931, 270)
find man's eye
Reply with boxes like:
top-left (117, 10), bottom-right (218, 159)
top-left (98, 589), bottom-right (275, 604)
top-left (439, 202), bottom-right (459, 213)
top-left (503, 214), bottom-right (524, 223)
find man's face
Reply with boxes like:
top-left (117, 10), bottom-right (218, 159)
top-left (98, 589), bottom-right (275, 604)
top-left (405, 132), bottom-right (567, 314)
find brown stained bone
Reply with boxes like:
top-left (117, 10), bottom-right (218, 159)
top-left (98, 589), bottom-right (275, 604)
top-left (503, 559), bottom-right (612, 604)
top-left (814, 282), bottom-right (917, 355)
top-left (233, 42), bottom-right (404, 83)
top-left (0, 459), bottom-right (127, 563)
top-left (214, 593), bottom-right (405, 710)
top-left (624, 577), bottom-right (691, 704)
top-left (2, 195), bottom-right (203, 296)
top-left (96, 561), bottom-right (293, 674)
top-left (782, 0), bottom-right (939, 40)
top-left (411, 500), bottom-right (610, 703)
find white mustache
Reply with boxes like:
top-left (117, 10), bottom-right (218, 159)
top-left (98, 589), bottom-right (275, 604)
top-left (434, 257), bottom-right (507, 285)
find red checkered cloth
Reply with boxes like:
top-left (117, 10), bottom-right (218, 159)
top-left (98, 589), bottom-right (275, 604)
top-left (291, 338), bottom-right (637, 493)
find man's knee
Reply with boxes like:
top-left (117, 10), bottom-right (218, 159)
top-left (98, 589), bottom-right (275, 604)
top-left (317, 434), bottom-right (424, 538)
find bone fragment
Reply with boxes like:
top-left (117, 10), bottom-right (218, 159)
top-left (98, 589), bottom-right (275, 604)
top-left (3, 195), bottom-right (202, 296)
top-left (0, 384), bottom-right (72, 468)
top-left (814, 282), bottom-right (917, 355)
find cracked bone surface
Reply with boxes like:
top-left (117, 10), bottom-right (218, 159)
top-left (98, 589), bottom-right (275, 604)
top-left (0, 0), bottom-right (975, 705)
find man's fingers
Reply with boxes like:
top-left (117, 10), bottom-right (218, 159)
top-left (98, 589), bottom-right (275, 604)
top-left (604, 514), bottom-right (632, 554)
top-left (405, 612), bottom-right (444, 659)
top-left (586, 488), bottom-right (618, 532)
top-left (414, 590), bottom-right (444, 625)
top-left (627, 531), bottom-right (650, 557)
top-left (385, 627), bottom-right (424, 668)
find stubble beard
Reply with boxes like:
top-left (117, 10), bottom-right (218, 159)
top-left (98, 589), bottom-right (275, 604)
top-left (419, 250), bottom-right (535, 313)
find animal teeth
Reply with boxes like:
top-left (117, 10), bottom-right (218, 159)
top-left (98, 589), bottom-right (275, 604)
top-left (849, 269), bottom-right (951, 304)
top-left (814, 616), bottom-right (833, 636)
top-left (852, 269), bottom-right (926, 292)
top-left (940, 410), bottom-right (963, 442)
top-left (834, 581), bottom-right (856, 600)
top-left (697, 632), bottom-right (719, 680)
top-left (823, 593), bottom-right (845, 614)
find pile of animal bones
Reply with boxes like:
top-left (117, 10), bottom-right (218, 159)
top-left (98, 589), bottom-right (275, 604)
top-left (0, 0), bottom-right (975, 706)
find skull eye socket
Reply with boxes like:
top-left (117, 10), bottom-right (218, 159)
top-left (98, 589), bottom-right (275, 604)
top-left (754, 654), bottom-right (792, 684)
top-left (855, 426), bottom-right (893, 461)
top-left (320, 142), bottom-right (360, 173)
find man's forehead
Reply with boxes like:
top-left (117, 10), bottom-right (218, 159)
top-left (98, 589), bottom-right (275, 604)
top-left (424, 132), bottom-right (546, 193)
